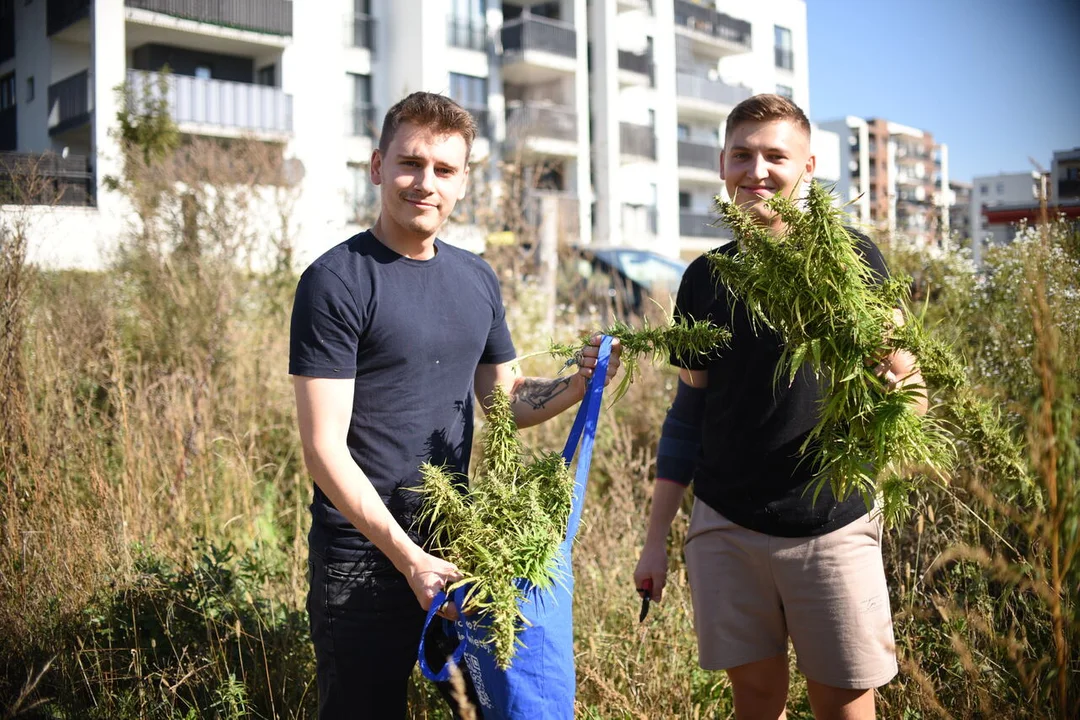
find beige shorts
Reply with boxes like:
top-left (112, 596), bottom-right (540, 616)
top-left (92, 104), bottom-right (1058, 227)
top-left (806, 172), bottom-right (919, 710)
top-left (684, 499), bottom-right (898, 689)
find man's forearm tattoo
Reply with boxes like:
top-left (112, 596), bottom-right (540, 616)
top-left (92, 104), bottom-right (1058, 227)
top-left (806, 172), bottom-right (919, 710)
top-left (512, 377), bottom-right (573, 410)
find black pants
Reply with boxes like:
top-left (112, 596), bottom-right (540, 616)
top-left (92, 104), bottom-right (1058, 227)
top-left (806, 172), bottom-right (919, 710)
top-left (307, 546), bottom-right (480, 719)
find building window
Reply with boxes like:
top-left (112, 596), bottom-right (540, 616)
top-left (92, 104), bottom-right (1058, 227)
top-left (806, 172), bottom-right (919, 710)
top-left (677, 124), bottom-right (689, 141)
top-left (25, 75), bottom-right (33, 101)
top-left (349, 73), bottom-right (373, 136)
top-left (774, 26), bottom-right (793, 70)
top-left (679, 191), bottom-right (691, 209)
top-left (450, 72), bottom-right (489, 137)
top-left (0, 73), bottom-right (14, 110)
top-left (449, 0), bottom-right (486, 51)
top-left (980, 184), bottom-right (989, 195)
top-left (776, 84), bottom-right (793, 100)
top-left (194, 65), bottom-right (212, 80)
top-left (996, 181), bottom-right (1004, 194)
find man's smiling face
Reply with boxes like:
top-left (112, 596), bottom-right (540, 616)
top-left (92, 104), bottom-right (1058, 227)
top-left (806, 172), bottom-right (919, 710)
top-left (371, 121), bottom-right (470, 241)
top-left (720, 118), bottom-right (816, 232)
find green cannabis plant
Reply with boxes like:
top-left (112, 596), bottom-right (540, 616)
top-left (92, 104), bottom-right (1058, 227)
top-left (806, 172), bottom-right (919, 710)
top-left (416, 385), bottom-right (575, 669)
top-left (710, 182), bottom-right (1025, 524)
top-left (548, 316), bottom-right (730, 404)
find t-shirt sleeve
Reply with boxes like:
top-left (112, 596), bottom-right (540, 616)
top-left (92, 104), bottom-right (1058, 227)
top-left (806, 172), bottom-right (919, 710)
top-left (478, 263), bottom-right (517, 365)
top-left (669, 255), bottom-right (712, 371)
top-left (289, 264), bottom-right (365, 378)
top-left (853, 232), bottom-right (890, 286)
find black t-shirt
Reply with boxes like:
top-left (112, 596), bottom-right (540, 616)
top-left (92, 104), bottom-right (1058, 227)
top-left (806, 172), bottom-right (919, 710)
top-left (289, 231), bottom-right (517, 552)
top-left (672, 230), bottom-right (889, 538)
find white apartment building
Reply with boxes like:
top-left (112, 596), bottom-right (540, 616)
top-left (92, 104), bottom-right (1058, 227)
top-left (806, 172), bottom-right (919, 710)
top-left (820, 115), bottom-right (950, 249)
top-left (1, 0), bottom-right (825, 268)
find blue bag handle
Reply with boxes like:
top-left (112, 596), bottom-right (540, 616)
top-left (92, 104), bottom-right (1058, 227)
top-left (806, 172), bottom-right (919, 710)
top-left (560, 335), bottom-right (612, 543)
top-left (418, 587), bottom-right (468, 682)
top-left (417, 335), bottom-right (613, 682)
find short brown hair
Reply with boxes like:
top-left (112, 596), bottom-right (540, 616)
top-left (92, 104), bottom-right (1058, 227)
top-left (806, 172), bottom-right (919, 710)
top-left (378, 92), bottom-right (478, 158)
top-left (725, 93), bottom-right (811, 143)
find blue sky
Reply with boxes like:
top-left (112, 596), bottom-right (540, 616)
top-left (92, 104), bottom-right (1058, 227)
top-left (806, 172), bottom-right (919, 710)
top-left (807, 0), bottom-right (1080, 183)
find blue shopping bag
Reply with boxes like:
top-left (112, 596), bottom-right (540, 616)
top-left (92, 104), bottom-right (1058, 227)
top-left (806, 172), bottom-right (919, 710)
top-left (418, 336), bottom-right (613, 719)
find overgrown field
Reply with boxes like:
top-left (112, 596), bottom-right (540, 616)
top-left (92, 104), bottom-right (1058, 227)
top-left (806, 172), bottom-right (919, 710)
top-left (2, 172), bottom-right (1077, 718)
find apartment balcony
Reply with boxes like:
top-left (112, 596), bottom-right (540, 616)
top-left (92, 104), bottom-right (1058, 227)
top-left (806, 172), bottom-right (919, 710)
top-left (348, 104), bottom-right (377, 138)
top-left (680, 211), bottom-right (730, 241)
top-left (48, 71), bottom-right (93, 136)
top-left (524, 191), bottom-right (580, 243)
top-left (620, 123), bottom-right (655, 162)
top-left (622, 204), bottom-right (658, 238)
top-left (344, 103), bottom-right (376, 163)
top-left (346, 13), bottom-right (375, 51)
top-left (127, 70), bottom-right (292, 140)
top-left (0, 152), bottom-right (94, 207)
top-left (448, 18), bottom-right (487, 52)
top-left (125, 0), bottom-right (293, 36)
top-left (675, 71), bottom-right (751, 121)
top-left (617, 0), bottom-right (652, 12)
top-left (500, 15), bottom-right (577, 84)
top-left (617, 50), bottom-right (652, 88)
top-left (673, 0), bottom-right (751, 59)
top-left (677, 140), bottom-right (721, 184)
top-left (506, 103), bottom-right (579, 158)
top-left (47, 0), bottom-right (90, 37)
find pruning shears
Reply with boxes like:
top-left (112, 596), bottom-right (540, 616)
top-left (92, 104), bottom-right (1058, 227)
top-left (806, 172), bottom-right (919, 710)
top-left (637, 578), bottom-right (653, 623)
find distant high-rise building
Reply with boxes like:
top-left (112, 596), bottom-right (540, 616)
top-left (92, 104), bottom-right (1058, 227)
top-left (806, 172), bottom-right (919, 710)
top-left (819, 116), bottom-right (950, 248)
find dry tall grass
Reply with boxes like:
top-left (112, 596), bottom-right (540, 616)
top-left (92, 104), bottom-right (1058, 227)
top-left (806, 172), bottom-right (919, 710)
top-left (1, 132), bottom-right (1077, 717)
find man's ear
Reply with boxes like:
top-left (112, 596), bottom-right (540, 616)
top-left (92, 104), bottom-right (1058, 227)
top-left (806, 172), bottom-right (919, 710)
top-left (370, 149), bottom-right (383, 185)
top-left (458, 163), bottom-right (470, 200)
top-left (803, 153), bottom-right (816, 184)
top-left (719, 149), bottom-right (726, 180)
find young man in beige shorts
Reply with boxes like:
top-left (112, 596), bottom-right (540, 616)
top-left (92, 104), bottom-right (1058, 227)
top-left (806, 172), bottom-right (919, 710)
top-left (633, 94), bottom-right (927, 719)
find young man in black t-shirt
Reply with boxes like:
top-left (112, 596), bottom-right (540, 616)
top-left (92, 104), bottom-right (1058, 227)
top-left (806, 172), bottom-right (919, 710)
top-left (290, 92), bottom-right (621, 719)
top-left (633, 94), bottom-right (926, 719)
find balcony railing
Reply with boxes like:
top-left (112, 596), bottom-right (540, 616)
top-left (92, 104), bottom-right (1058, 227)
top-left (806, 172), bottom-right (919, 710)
top-left (507, 103), bottom-right (577, 142)
top-left (465, 107), bottom-right (491, 139)
top-left (0, 151), bottom-right (94, 206)
top-left (620, 123), bottom-right (655, 160)
top-left (47, 0), bottom-right (90, 36)
top-left (525, 191), bottom-right (579, 240)
top-left (448, 18), bottom-right (486, 51)
top-left (501, 15), bottom-right (577, 59)
top-left (617, 49), bottom-right (652, 77)
top-left (673, 0), bottom-right (751, 49)
top-left (680, 211), bottom-right (729, 239)
top-left (774, 47), bottom-right (794, 70)
top-left (347, 13), bottom-right (375, 50)
top-left (348, 104), bottom-right (376, 137)
top-left (677, 140), bottom-right (721, 172)
top-left (675, 72), bottom-right (752, 108)
top-left (47, 70), bottom-right (92, 135)
top-left (127, 70), bottom-right (293, 135)
top-left (124, 0), bottom-right (293, 36)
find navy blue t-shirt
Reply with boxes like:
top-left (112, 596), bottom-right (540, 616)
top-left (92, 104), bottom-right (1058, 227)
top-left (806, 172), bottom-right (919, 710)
top-left (672, 231), bottom-right (890, 538)
top-left (289, 231), bottom-right (517, 552)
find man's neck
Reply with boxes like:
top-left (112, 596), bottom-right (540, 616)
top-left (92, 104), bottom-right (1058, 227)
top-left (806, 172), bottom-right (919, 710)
top-left (371, 217), bottom-right (438, 260)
